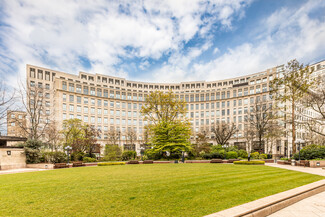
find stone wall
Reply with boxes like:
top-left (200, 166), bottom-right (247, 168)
top-left (0, 148), bottom-right (26, 170)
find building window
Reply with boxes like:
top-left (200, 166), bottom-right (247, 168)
top-left (97, 88), bottom-right (102, 97)
top-left (90, 88), bottom-right (95, 96)
top-left (76, 85), bottom-right (81, 93)
top-left (62, 81), bottom-right (67, 90)
top-left (83, 86), bottom-right (89, 95)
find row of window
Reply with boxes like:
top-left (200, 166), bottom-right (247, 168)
top-left (62, 81), bottom-right (270, 100)
top-left (62, 93), bottom-right (271, 110)
top-left (80, 72), bottom-right (271, 90)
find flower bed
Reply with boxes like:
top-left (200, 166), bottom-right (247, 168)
top-left (233, 160), bottom-right (265, 165)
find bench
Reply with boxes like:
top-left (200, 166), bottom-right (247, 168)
top-left (143, 160), bottom-right (153, 164)
top-left (54, 163), bottom-right (69, 169)
top-left (296, 160), bottom-right (309, 167)
top-left (128, 160), bottom-right (139, 164)
top-left (227, 159), bottom-right (240, 163)
top-left (210, 159), bottom-right (223, 163)
top-left (72, 161), bottom-right (85, 167)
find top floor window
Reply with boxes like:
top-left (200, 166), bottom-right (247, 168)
top-left (76, 85), bottom-right (81, 93)
top-left (90, 87), bottom-right (95, 96)
top-left (62, 81), bottom-right (67, 90)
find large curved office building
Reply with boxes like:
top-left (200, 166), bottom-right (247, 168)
top-left (23, 60), bottom-right (325, 156)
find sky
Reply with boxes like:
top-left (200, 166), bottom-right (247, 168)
top-left (0, 0), bottom-right (325, 86)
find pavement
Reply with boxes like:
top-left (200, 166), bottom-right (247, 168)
top-left (266, 163), bottom-right (325, 217)
top-left (0, 168), bottom-right (46, 175)
top-left (267, 163), bottom-right (325, 176)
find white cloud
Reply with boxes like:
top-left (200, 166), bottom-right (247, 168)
top-left (0, 0), bottom-right (251, 87)
top-left (146, 0), bottom-right (325, 83)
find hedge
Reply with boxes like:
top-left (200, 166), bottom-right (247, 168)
top-left (233, 160), bottom-right (265, 165)
top-left (98, 162), bottom-right (125, 166)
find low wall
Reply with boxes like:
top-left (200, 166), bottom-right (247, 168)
top-left (185, 160), bottom-right (210, 163)
top-left (27, 163), bottom-right (54, 169)
top-left (309, 160), bottom-right (325, 168)
top-left (0, 148), bottom-right (26, 170)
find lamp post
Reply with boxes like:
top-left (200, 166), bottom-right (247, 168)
top-left (295, 139), bottom-right (305, 162)
top-left (65, 145), bottom-right (72, 165)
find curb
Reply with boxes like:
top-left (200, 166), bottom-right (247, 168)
top-left (205, 179), bottom-right (325, 217)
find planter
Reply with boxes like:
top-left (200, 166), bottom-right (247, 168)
top-left (309, 160), bottom-right (325, 168)
top-left (27, 163), bottom-right (54, 169)
top-left (262, 159), bottom-right (274, 163)
top-left (277, 160), bottom-right (291, 165)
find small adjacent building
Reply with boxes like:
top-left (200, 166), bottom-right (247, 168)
top-left (7, 110), bottom-right (27, 137)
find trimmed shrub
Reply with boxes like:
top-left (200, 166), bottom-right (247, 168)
top-left (98, 162), bottom-right (125, 166)
top-left (210, 159), bottom-right (223, 163)
top-left (24, 139), bottom-right (43, 164)
top-left (226, 151), bottom-right (238, 159)
top-left (293, 145), bottom-right (325, 160)
top-left (128, 160), bottom-right (139, 164)
top-left (259, 154), bottom-right (268, 159)
top-left (83, 157), bottom-right (97, 163)
top-left (237, 149), bottom-right (248, 158)
top-left (104, 144), bottom-right (122, 161)
top-left (143, 160), bottom-right (154, 164)
top-left (42, 151), bottom-right (67, 163)
top-left (122, 151), bottom-right (137, 161)
top-left (250, 152), bottom-right (260, 159)
top-left (234, 160), bottom-right (265, 165)
top-left (202, 153), bottom-right (212, 159)
top-left (71, 152), bottom-right (85, 161)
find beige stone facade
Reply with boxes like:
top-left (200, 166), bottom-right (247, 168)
top-left (7, 110), bottom-right (27, 137)
top-left (0, 148), bottom-right (26, 170)
top-left (25, 60), bottom-right (325, 156)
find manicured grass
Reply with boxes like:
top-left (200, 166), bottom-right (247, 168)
top-left (0, 164), bottom-right (323, 216)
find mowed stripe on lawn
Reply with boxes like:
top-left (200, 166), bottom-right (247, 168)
top-left (0, 164), bottom-right (323, 217)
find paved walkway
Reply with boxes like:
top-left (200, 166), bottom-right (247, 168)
top-left (267, 163), bottom-right (325, 176)
top-left (266, 163), bottom-right (325, 217)
top-left (268, 190), bottom-right (325, 217)
top-left (0, 168), bottom-right (46, 175)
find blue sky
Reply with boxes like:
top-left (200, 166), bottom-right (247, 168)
top-left (0, 0), bottom-right (325, 85)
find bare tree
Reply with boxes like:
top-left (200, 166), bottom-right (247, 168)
top-left (245, 99), bottom-right (274, 153)
top-left (302, 74), bottom-right (325, 138)
top-left (271, 59), bottom-right (315, 153)
top-left (107, 127), bottom-right (120, 146)
top-left (44, 121), bottom-right (61, 151)
top-left (126, 128), bottom-right (137, 150)
top-left (15, 81), bottom-right (50, 140)
top-left (211, 122), bottom-right (236, 146)
top-left (244, 124), bottom-right (256, 153)
top-left (193, 127), bottom-right (211, 155)
top-left (0, 82), bottom-right (15, 132)
top-left (264, 122), bottom-right (284, 154)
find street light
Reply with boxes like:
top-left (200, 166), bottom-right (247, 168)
top-left (65, 145), bottom-right (72, 165)
top-left (295, 139), bottom-right (305, 162)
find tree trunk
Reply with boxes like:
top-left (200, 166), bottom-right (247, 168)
top-left (292, 98), bottom-right (296, 154)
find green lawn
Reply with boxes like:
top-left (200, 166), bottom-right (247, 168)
top-left (0, 164), bottom-right (323, 217)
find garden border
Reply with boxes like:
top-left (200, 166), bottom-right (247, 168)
top-left (205, 179), bottom-right (325, 217)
